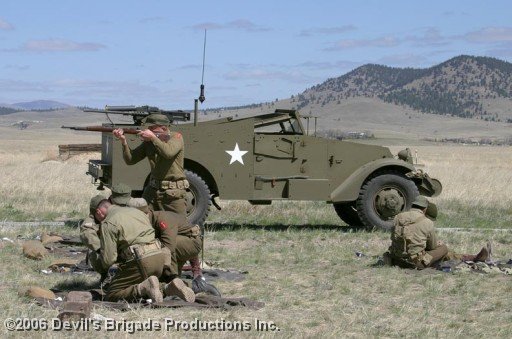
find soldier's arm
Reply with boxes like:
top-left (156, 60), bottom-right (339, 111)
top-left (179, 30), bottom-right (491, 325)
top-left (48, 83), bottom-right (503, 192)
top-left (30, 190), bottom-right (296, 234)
top-left (425, 224), bottom-right (439, 251)
top-left (87, 250), bottom-right (104, 273)
top-left (151, 133), bottom-right (183, 160)
top-left (79, 217), bottom-right (101, 251)
top-left (98, 223), bottom-right (119, 272)
top-left (122, 142), bottom-right (147, 165)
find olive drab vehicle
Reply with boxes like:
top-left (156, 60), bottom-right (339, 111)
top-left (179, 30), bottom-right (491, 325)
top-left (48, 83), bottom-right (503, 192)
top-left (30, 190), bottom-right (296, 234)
top-left (71, 105), bottom-right (442, 231)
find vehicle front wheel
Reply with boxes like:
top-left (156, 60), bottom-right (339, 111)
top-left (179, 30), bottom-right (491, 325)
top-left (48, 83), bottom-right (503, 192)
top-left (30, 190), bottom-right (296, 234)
top-left (334, 202), bottom-right (364, 228)
top-left (185, 170), bottom-right (211, 226)
top-left (356, 172), bottom-right (419, 231)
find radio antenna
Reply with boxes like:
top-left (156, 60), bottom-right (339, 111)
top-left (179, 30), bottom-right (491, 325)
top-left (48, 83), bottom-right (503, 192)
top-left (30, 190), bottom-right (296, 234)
top-left (194, 29), bottom-right (207, 126)
top-left (199, 29), bottom-right (207, 103)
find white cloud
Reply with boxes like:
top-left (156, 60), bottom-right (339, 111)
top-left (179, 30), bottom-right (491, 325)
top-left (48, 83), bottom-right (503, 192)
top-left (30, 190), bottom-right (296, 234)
top-left (17, 39), bottom-right (106, 52)
top-left (325, 36), bottom-right (399, 51)
top-left (463, 27), bottom-right (512, 43)
top-left (299, 25), bottom-right (356, 37)
top-left (190, 19), bottom-right (270, 32)
top-left (139, 16), bottom-right (166, 24)
top-left (0, 18), bottom-right (14, 30)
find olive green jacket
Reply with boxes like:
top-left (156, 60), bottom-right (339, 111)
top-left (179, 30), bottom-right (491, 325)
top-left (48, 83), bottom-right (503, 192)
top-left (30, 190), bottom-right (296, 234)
top-left (80, 215), bottom-right (100, 251)
top-left (389, 208), bottom-right (439, 259)
top-left (98, 206), bottom-right (156, 273)
top-left (122, 131), bottom-right (185, 181)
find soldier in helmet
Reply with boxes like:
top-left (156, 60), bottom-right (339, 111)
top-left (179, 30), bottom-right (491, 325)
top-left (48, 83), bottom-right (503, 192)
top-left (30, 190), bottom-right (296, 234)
top-left (88, 195), bottom-right (195, 303)
top-left (386, 196), bottom-right (490, 269)
top-left (79, 183), bottom-right (132, 270)
top-left (112, 114), bottom-right (205, 288)
top-left (112, 114), bottom-right (187, 214)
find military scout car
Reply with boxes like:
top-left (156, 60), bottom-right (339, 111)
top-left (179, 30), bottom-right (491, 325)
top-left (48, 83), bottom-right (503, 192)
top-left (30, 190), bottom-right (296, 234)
top-left (79, 107), bottom-right (441, 231)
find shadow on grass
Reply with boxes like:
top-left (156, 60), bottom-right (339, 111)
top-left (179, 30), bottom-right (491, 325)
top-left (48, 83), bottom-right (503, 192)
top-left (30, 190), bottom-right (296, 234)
top-left (205, 222), bottom-right (369, 233)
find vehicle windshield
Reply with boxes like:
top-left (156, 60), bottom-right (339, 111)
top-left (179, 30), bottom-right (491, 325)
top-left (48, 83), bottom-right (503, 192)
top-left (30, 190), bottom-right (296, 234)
top-left (254, 116), bottom-right (304, 135)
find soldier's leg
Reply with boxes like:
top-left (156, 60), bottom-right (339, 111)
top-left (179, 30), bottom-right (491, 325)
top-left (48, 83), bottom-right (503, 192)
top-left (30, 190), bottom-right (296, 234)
top-left (425, 244), bottom-right (449, 266)
top-left (176, 235), bottom-right (202, 273)
top-left (106, 252), bottom-right (165, 302)
top-left (156, 222), bottom-right (180, 282)
top-left (412, 244), bottom-right (449, 269)
top-left (105, 261), bottom-right (143, 301)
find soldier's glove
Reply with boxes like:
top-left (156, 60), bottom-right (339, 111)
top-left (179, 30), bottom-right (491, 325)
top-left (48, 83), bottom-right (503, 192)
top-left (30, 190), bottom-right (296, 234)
top-left (192, 275), bottom-right (221, 297)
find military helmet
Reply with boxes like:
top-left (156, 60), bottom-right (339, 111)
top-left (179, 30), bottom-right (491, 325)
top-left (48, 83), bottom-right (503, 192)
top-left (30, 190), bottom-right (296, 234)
top-left (144, 113), bottom-right (169, 125)
top-left (110, 182), bottom-right (132, 206)
top-left (412, 195), bottom-right (429, 209)
top-left (90, 194), bottom-right (107, 214)
top-left (426, 202), bottom-right (438, 221)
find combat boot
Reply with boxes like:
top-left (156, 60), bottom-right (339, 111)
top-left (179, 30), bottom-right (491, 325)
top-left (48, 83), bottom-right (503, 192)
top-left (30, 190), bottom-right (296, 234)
top-left (192, 275), bottom-right (222, 297)
top-left (164, 277), bottom-right (195, 302)
top-left (473, 246), bottom-right (489, 262)
top-left (136, 276), bottom-right (163, 303)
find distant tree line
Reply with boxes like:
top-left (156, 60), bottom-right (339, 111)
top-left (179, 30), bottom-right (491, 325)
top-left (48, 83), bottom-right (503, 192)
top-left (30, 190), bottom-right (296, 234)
top-left (0, 107), bottom-right (22, 115)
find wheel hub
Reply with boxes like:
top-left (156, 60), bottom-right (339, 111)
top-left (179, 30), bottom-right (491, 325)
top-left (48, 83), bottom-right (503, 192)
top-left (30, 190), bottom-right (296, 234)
top-left (375, 188), bottom-right (405, 219)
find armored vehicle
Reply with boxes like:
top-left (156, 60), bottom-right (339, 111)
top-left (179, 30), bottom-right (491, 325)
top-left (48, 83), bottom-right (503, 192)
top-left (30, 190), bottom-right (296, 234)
top-left (79, 107), bottom-right (441, 231)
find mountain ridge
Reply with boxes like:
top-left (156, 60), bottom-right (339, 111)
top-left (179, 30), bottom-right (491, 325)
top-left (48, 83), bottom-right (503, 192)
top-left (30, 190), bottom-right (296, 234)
top-left (295, 55), bottom-right (512, 121)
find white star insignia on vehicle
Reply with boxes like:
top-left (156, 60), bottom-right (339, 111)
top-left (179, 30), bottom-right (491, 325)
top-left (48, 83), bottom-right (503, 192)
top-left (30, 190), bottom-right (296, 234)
top-left (225, 143), bottom-right (248, 165)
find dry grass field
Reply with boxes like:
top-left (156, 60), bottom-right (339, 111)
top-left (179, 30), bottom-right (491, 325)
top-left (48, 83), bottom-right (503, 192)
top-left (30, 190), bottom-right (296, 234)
top-left (1, 129), bottom-right (512, 337)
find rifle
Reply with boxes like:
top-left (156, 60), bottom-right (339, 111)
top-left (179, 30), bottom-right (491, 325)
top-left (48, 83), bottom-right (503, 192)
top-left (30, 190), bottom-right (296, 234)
top-left (61, 125), bottom-right (170, 142)
top-left (83, 105), bottom-right (190, 125)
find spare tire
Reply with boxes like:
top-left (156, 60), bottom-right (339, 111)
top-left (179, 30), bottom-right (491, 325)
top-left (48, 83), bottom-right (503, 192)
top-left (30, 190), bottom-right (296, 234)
top-left (185, 170), bottom-right (211, 226)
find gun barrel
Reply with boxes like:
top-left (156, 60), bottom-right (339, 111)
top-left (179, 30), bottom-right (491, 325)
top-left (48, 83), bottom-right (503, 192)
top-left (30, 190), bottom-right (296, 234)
top-left (61, 125), bottom-right (140, 134)
top-left (105, 105), bottom-right (138, 111)
top-left (82, 105), bottom-right (191, 123)
top-left (62, 125), bottom-right (170, 141)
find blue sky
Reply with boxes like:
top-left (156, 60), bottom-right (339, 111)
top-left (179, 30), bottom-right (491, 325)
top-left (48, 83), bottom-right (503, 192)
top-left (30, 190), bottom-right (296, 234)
top-left (1, 1), bottom-right (511, 109)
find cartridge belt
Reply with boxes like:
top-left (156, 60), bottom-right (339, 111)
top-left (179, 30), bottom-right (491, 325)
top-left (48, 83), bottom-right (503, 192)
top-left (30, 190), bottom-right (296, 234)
top-left (120, 240), bottom-right (161, 263)
top-left (149, 178), bottom-right (189, 190)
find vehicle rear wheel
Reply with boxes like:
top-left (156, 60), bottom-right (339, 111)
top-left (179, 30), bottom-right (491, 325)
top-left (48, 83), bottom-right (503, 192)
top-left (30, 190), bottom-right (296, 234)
top-left (356, 172), bottom-right (419, 231)
top-left (185, 170), bottom-right (211, 226)
top-left (334, 202), bottom-right (364, 227)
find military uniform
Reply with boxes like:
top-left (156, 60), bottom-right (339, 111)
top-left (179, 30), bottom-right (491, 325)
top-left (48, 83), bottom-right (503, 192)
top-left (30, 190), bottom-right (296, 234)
top-left (388, 207), bottom-right (448, 269)
top-left (96, 205), bottom-right (165, 301)
top-left (121, 130), bottom-right (188, 214)
top-left (148, 210), bottom-right (202, 280)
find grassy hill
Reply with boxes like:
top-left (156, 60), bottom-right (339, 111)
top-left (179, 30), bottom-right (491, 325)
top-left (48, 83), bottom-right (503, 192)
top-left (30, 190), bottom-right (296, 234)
top-left (207, 55), bottom-right (512, 141)
top-left (298, 55), bottom-right (512, 121)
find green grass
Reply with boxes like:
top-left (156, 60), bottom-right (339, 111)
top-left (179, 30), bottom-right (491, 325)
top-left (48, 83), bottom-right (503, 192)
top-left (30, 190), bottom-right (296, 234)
top-left (1, 210), bottom-right (511, 337)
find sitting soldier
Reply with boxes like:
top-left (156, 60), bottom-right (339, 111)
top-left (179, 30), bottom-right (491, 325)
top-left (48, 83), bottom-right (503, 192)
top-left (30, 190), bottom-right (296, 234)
top-left (386, 196), bottom-right (490, 269)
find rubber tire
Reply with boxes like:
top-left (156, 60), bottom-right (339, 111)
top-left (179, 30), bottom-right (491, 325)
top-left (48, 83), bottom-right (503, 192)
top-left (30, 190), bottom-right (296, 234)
top-left (334, 202), bottom-right (364, 227)
top-left (185, 170), bottom-right (211, 226)
top-left (356, 172), bottom-right (419, 231)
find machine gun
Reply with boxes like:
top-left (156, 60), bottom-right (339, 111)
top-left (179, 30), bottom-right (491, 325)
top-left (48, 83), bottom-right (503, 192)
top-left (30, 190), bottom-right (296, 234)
top-left (83, 105), bottom-right (191, 125)
top-left (61, 125), bottom-right (170, 142)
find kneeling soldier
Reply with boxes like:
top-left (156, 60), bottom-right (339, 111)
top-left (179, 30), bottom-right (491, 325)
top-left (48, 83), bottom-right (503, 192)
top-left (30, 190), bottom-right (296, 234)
top-left (90, 196), bottom-right (195, 302)
top-left (128, 198), bottom-right (220, 296)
